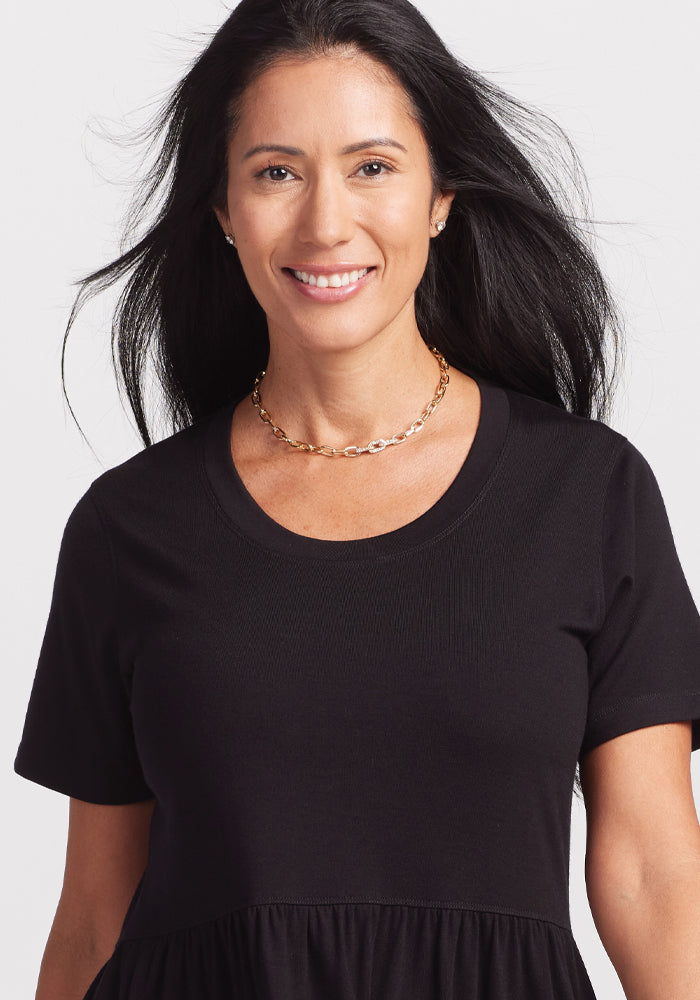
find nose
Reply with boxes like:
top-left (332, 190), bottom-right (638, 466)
top-left (296, 169), bottom-right (355, 249)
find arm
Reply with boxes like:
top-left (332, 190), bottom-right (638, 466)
top-left (35, 796), bottom-right (155, 1000)
top-left (580, 720), bottom-right (700, 1000)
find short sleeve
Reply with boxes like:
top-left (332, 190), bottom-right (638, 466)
top-left (580, 438), bottom-right (700, 759)
top-left (14, 488), bottom-right (154, 803)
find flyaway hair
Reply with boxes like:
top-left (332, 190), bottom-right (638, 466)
top-left (63, 0), bottom-right (623, 450)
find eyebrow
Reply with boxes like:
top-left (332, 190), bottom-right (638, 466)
top-left (241, 137), bottom-right (408, 160)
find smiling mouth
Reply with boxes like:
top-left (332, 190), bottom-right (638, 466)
top-left (285, 267), bottom-right (373, 288)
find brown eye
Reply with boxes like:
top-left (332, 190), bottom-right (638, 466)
top-left (359, 161), bottom-right (389, 177)
top-left (258, 164), bottom-right (292, 181)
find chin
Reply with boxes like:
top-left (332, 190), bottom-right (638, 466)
top-left (273, 320), bottom-right (389, 357)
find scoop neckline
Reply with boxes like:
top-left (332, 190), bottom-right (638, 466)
top-left (202, 370), bottom-right (510, 561)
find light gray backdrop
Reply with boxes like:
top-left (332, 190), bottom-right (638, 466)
top-left (3, 1), bottom-right (698, 997)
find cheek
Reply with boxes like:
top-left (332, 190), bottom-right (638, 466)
top-left (364, 186), bottom-right (431, 253)
top-left (229, 199), bottom-right (287, 293)
top-left (231, 198), bottom-right (275, 249)
top-left (369, 204), bottom-right (432, 276)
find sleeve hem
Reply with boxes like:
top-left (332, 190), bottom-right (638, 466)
top-left (579, 689), bottom-right (700, 759)
top-left (14, 749), bottom-right (155, 805)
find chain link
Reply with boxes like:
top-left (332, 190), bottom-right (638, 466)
top-left (250, 345), bottom-right (450, 456)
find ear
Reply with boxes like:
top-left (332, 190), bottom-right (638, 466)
top-left (431, 188), bottom-right (456, 234)
top-left (212, 205), bottom-right (230, 234)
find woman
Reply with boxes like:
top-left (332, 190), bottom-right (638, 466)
top-left (14, 0), bottom-right (700, 997)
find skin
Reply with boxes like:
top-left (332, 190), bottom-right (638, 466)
top-left (35, 797), bottom-right (154, 999)
top-left (211, 49), bottom-right (490, 540)
top-left (36, 47), bottom-right (700, 1000)
top-left (580, 722), bottom-right (700, 998)
top-left (213, 52), bottom-right (470, 439)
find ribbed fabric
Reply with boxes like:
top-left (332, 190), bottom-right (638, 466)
top-left (14, 371), bottom-right (700, 999)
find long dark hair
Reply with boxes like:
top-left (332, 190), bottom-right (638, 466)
top-left (63, 0), bottom-right (623, 448)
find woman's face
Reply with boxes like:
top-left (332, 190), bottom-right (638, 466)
top-left (215, 50), bottom-right (454, 355)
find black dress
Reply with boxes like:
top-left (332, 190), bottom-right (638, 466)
top-left (14, 373), bottom-right (700, 998)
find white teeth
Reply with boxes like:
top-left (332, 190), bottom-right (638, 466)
top-left (291, 267), bottom-right (369, 287)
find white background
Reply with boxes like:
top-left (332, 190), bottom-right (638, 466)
top-left (3, 1), bottom-right (698, 997)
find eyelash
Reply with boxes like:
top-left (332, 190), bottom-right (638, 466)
top-left (255, 159), bottom-right (394, 181)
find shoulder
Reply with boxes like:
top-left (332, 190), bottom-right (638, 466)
top-left (490, 382), bottom-right (667, 524)
top-left (79, 408), bottom-right (223, 529)
top-left (500, 382), bottom-right (632, 472)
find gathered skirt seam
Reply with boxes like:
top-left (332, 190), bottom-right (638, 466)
top-left (118, 896), bottom-right (573, 944)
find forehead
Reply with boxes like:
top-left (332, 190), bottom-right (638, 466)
top-left (233, 51), bottom-right (425, 150)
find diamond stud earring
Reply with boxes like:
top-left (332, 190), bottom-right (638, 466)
top-left (436, 220), bottom-right (446, 232)
top-left (225, 234), bottom-right (236, 246)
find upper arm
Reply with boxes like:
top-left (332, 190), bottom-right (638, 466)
top-left (55, 796), bottom-right (155, 949)
top-left (580, 721), bottom-right (700, 911)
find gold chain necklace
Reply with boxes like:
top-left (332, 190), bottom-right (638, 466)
top-left (250, 345), bottom-right (450, 457)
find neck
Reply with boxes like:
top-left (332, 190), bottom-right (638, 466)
top-left (256, 323), bottom-right (446, 449)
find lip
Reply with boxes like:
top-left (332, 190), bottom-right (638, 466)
top-left (283, 265), bottom-right (375, 302)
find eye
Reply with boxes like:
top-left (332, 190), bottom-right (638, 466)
top-left (357, 160), bottom-right (392, 178)
top-left (257, 163), bottom-right (293, 181)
